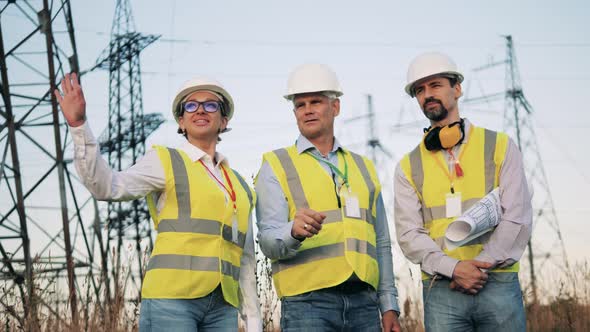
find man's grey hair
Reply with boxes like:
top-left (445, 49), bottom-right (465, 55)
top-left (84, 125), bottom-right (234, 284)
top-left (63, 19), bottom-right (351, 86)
top-left (320, 91), bottom-right (340, 100)
top-left (290, 91), bottom-right (340, 107)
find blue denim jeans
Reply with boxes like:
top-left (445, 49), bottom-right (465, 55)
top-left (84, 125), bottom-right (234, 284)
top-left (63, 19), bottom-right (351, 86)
top-left (280, 283), bottom-right (381, 331)
top-left (139, 287), bottom-right (237, 332)
top-left (422, 272), bottom-right (525, 332)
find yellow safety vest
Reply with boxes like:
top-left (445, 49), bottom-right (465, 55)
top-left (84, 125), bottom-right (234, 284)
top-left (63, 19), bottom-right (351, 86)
top-left (261, 145), bottom-right (380, 297)
top-left (400, 126), bottom-right (519, 279)
top-left (142, 146), bottom-right (254, 307)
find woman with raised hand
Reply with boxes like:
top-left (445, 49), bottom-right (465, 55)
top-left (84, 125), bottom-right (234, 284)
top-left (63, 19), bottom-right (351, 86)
top-left (55, 73), bottom-right (261, 331)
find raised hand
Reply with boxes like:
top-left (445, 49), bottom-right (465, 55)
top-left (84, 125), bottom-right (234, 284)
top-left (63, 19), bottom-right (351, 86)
top-left (54, 72), bottom-right (86, 127)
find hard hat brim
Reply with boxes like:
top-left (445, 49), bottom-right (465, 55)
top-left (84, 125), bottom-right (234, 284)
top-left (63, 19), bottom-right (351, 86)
top-left (404, 71), bottom-right (464, 97)
top-left (283, 90), bottom-right (344, 100)
top-left (172, 85), bottom-right (234, 123)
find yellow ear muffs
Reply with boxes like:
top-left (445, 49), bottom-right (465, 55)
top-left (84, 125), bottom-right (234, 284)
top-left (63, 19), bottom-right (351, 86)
top-left (439, 122), bottom-right (463, 149)
top-left (423, 119), bottom-right (465, 151)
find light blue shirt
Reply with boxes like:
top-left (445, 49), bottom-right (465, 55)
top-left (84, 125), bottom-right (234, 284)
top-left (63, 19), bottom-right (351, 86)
top-left (255, 135), bottom-right (400, 314)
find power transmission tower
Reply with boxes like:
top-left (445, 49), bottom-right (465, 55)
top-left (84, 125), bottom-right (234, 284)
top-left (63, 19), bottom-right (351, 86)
top-left (464, 35), bottom-right (569, 302)
top-left (93, 0), bottom-right (163, 302)
top-left (1, 0), bottom-right (101, 328)
top-left (343, 94), bottom-right (393, 164)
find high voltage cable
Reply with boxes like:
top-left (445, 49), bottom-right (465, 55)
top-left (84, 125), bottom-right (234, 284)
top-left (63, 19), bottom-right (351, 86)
top-left (70, 29), bottom-right (590, 48)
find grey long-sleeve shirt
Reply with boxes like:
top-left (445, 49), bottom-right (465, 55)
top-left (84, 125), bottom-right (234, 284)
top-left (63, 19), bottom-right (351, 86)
top-left (394, 119), bottom-right (533, 279)
top-left (255, 135), bottom-right (400, 314)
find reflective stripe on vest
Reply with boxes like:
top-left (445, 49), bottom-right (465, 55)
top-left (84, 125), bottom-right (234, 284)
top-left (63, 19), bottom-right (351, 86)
top-left (147, 254), bottom-right (240, 281)
top-left (264, 146), bottom-right (380, 297)
top-left (161, 148), bottom-right (248, 248)
top-left (232, 170), bottom-right (254, 210)
top-left (273, 148), bottom-right (310, 208)
top-left (349, 151), bottom-right (376, 225)
top-left (271, 238), bottom-right (377, 273)
top-left (157, 218), bottom-right (247, 249)
top-left (142, 146), bottom-right (253, 306)
top-left (402, 127), bottom-right (518, 277)
top-left (409, 129), bottom-right (498, 225)
top-left (273, 148), bottom-right (374, 225)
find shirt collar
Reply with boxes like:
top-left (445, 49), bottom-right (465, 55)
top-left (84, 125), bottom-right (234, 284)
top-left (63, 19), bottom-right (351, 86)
top-left (461, 118), bottom-right (472, 145)
top-left (178, 139), bottom-right (227, 167)
top-left (295, 134), bottom-right (343, 155)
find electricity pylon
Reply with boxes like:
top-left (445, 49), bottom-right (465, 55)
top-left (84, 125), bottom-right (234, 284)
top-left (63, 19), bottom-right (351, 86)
top-left (93, 0), bottom-right (163, 302)
top-left (0, 0), bottom-right (101, 327)
top-left (464, 35), bottom-right (569, 302)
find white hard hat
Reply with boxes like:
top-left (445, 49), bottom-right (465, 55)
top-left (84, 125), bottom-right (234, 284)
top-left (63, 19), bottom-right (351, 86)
top-left (405, 52), bottom-right (464, 97)
top-left (171, 77), bottom-right (234, 123)
top-left (284, 63), bottom-right (343, 100)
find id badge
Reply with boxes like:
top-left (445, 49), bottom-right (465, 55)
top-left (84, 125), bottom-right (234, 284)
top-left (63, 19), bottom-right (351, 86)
top-left (445, 192), bottom-right (462, 218)
top-left (341, 187), bottom-right (361, 218)
top-left (231, 214), bottom-right (239, 244)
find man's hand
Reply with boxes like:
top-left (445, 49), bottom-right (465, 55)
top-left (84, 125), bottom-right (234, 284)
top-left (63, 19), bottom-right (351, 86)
top-left (54, 72), bottom-right (87, 127)
top-left (451, 260), bottom-right (493, 294)
top-left (291, 208), bottom-right (325, 240)
top-left (382, 310), bottom-right (401, 332)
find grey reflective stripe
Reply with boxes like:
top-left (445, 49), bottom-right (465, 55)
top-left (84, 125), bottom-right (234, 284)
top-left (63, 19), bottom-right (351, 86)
top-left (158, 210), bottom-right (246, 248)
top-left (348, 151), bottom-right (376, 224)
top-left (147, 254), bottom-right (218, 272)
top-left (273, 148), bottom-right (310, 208)
top-left (360, 208), bottom-right (370, 223)
top-left (222, 224), bottom-right (246, 248)
top-left (147, 255), bottom-right (240, 281)
top-left (272, 242), bottom-right (344, 272)
top-left (274, 149), bottom-right (373, 224)
top-left (421, 205), bottom-right (434, 225)
top-left (158, 218), bottom-right (221, 235)
top-left (409, 146), bottom-right (424, 198)
top-left (228, 171), bottom-right (249, 247)
top-left (167, 148), bottom-right (191, 221)
top-left (484, 129), bottom-right (497, 194)
top-left (163, 150), bottom-right (246, 248)
top-left (321, 208), bottom-right (369, 224)
top-left (322, 209), bottom-right (342, 224)
top-left (423, 197), bottom-right (482, 225)
top-left (221, 260), bottom-right (240, 281)
top-left (346, 238), bottom-right (376, 260)
top-left (272, 238), bottom-right (377, 273)
top-left (232, 169), bottom-right (253, 209)
top-left (159, 218), bottom-right (246, 248)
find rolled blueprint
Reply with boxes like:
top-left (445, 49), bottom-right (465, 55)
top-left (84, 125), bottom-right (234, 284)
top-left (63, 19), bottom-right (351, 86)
top-left (444, 188), bottom-right (501, 250)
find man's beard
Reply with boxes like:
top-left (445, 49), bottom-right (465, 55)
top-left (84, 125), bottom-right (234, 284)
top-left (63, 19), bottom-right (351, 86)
top-left (422, 97), bottom-right (448, 122)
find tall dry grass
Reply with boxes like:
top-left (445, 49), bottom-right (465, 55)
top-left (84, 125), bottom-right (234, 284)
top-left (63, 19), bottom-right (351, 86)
top-left (524, 261), bottom-right (590, 332)
top-left (1, 248), bottom-right (141, 332)
top-left (3, 257), bottom-right (590, 331)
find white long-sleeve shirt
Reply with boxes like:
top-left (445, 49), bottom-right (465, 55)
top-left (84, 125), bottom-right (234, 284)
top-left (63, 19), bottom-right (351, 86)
top-left (71, 122), bottom-right (262, 331)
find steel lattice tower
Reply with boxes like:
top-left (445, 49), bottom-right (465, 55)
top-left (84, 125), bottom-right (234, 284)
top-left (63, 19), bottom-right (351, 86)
top-left (501, 35), bottom-right (569, 301)
top-left (0, 0), bottom-right (103, 328)
top-left (464, 35), bottom-right (569, 301)
top-left (94, 0), bottom-right (162, 301)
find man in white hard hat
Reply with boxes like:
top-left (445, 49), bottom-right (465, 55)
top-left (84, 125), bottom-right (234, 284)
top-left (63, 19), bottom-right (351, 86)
top-left (54, 73), bottom-right (262, 331)
top-left (255, 64), bottom-right (401, 331)
top-left (394, 52), bottom-right (532, 331)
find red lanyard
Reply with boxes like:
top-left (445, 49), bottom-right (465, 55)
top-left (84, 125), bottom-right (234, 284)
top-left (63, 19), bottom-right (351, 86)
top-left (199, 160), bottom-right (237, 212)
top-left (448, 149), bottom-right (463, 178)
